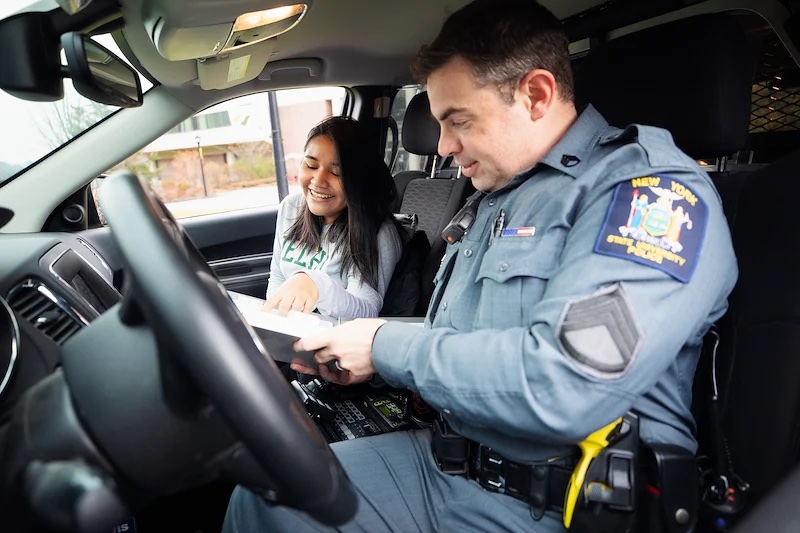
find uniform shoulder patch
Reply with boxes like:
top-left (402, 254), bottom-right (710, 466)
top-left (556, 283), bottom-right (643, 379)
top-left (593, 175), bottom-right (708, 282)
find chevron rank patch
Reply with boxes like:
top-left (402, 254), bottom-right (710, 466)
top-left (594, 175), bottom-right (707, 282)
top-left (556, 284), bottom-right (643, 379)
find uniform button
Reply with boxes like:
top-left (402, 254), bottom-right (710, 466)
top-left (488, 198), bottom-right (496, 206)
top-left (442, 302), bottom-right (448, 310)
top-left (464, 249), bottom-right (473, 257)
top-left (499, 262), bottom-right (509, 272)
top-left (443, 408), bottom-right (451, 415)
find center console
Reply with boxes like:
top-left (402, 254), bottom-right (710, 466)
top-left (291, 378), bottom-right (434, 443)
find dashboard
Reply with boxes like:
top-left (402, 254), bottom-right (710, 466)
top-left (0, 233), bottom-right (121, 421)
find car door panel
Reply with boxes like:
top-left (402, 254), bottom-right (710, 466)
top-left (79, 206), bottom-right (279, 299)
top-left (181, 206), bottom-right (279, 298)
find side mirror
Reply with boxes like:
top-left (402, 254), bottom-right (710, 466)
top-left (61, 32), bottom-right (142, 108)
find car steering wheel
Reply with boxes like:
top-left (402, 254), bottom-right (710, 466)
top-left (96, 170), bottom-right (357, 525)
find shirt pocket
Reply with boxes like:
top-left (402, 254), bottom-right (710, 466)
top-left (473, 231), bottom-right (565, 329)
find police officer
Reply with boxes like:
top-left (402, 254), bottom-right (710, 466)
top-left (223, 0), bottom-right (737, 530)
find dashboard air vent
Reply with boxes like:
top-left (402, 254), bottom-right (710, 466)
top-left (7, 279), bottom-right (85, 345)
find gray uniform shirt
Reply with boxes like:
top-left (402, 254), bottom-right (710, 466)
top-left (372, 105), bottom-right (737, 463)
top-left (267, 193), bottom-right (403, 319)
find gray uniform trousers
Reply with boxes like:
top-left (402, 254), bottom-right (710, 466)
top-left (223, 429), bottom-right (565, 532)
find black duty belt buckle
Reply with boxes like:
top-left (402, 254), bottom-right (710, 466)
top-left (475, 446), bottom-right (555, 521)
top-left (477, 446), bottom-right (507, 492)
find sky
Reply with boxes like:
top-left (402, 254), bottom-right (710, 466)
top-left (0, 0), bottom-right (56, 19)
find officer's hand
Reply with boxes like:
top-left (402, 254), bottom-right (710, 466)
top-left (263, 273), bottom-right (319, 316)
top-left (293, 318), bottom-right (386, 382)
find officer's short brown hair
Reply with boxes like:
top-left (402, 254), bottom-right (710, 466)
top-left (411, 0), bottom-right (574, 104)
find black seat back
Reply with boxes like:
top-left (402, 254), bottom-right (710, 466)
top-left (389, 91), bottom-right (474, 314)
top-left (393, 91), bottom-right (441, 201)
top-left (710, 152), bottom-right (800, 508)
top-left (574, 13), bottom-right (753, 160)
top-left (394, 92), bottom-right (474, 247)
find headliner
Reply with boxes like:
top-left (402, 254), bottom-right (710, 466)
top-left (119, 0), bottom-right (608, 90)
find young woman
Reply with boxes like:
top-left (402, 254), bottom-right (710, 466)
top-left (264, 116), bottom-right (402, 319)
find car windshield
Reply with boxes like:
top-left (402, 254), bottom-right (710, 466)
top-left (0, 0), bottom-right (152, 185)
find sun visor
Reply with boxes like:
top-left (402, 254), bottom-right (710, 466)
top-left (144, 1), bottom-right (312, 62)
top-left (197, 39), bottom-right (275, 90)
top-left (150, 21), bottom-right (234, 61)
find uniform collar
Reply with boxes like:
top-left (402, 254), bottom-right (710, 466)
top-left (536, 104), bottom-right (609, 179)
top-left (491, 105), bottom-right (609, 194)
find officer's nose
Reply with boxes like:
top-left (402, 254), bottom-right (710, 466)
top-left (438, 129), bottom-right (460, 158)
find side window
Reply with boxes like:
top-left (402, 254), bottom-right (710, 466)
top-left (385, 85), bottom-right (430, 175)
top-left (100, 87), bottom-right (346, 219)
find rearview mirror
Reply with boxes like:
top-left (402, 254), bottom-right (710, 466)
top-left (61, 32), bottom-right (142, 108)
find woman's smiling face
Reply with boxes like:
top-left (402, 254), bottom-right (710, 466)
top-left (298, 135), bottom-right (347, 224)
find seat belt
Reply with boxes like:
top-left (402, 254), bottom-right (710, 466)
top-left (698, 325), bottom-right (750, 530)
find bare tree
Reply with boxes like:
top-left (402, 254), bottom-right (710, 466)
top-left (34, 91), bottom-right (112, 150)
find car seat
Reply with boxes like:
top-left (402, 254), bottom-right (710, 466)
top-left (387, 91), bottom-right (475, 314)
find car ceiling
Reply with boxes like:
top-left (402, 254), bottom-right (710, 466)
top-left (119, 0), bottom-right (609, 90)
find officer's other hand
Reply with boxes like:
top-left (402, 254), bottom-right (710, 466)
top-left (294, 318), bottom-right (386, 382)
top-left (288, 361), bottom-right (372, 386)
top-left (288, 361), bottom-right (320, 376)
top-left (263, 273), bottom-right (319, 316)
top-left (321, 365), bottom-right (374, 386)
top-left (289, 359), bottom-right (373, 385)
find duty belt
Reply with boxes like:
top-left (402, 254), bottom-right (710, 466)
top-left (431, 417), bottom-right (576, 520)
top-left (471, 445), bottom-right (575, 519)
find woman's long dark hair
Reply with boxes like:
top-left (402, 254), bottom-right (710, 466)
top-left (285, 116), bottom-right (398, 290)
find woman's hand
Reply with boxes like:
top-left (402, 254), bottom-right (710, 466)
top-left (263, 272), bottom-right (319, 315)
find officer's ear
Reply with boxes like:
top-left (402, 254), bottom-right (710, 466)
top-left (518, 69), bottom-right (556, 121)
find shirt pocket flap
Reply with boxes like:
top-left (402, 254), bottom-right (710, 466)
top-left (475, 232), bottom-right (565, 283)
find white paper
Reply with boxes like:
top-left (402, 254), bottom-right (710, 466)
top-left (228, 291), bottom-right (336, 365)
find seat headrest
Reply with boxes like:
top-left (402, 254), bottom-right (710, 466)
top-left (575, 13), bottom-right (755, 160)
top-left (402, 91), bottom-right (441, 156)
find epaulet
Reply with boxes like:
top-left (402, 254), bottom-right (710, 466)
top-left (598, 124), bottom-right (640, 146)
top-left (600, 124), bottom-right (690, 169)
